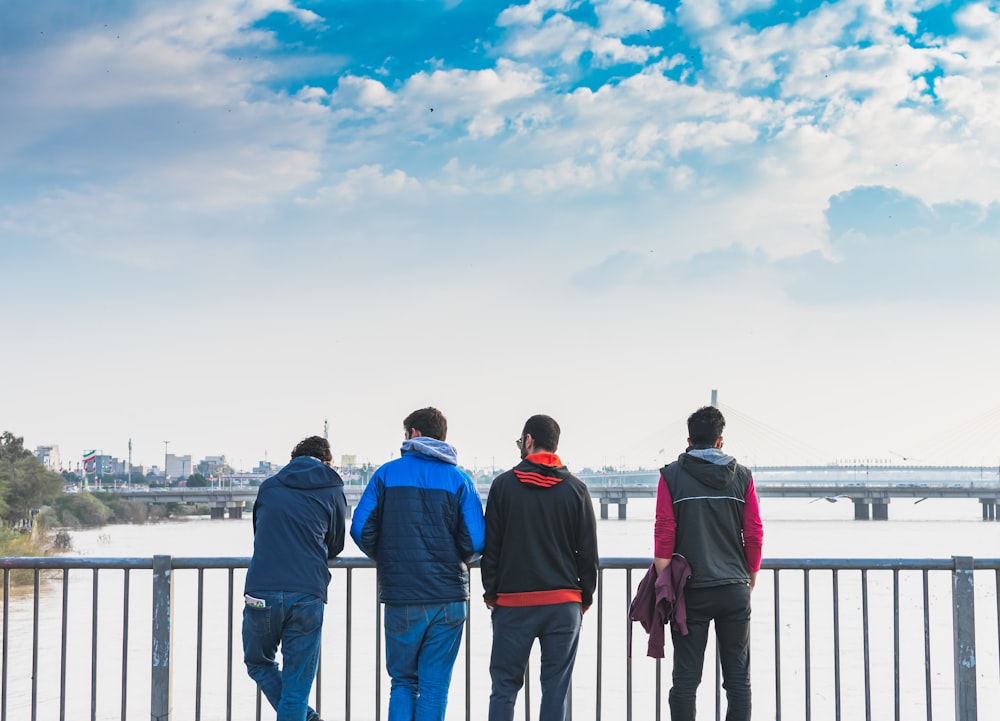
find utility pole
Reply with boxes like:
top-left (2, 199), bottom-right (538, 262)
top-left (324, 418), bottom-right (329, 440)
top-left (711, 389), bottom-right (718, 407)
top-left (163, 440), bottom-right (170, 484)
top-left (127, 438), bottom-right (132, 490)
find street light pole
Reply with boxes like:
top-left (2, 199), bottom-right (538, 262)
top-left (163, 440), bottom-right (170, 485)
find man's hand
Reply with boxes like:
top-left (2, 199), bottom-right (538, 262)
top-left (749, 572), bottom-right (757, 592)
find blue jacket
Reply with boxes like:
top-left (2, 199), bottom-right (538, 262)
top-left (350, 438), bottom-right (485, 604)
top-left (245, 456), bottom-right (348, 603)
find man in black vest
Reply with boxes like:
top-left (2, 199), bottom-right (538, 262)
top-left (654, 406), bottom-right (764, 721)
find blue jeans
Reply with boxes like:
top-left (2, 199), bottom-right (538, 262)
top-left (243, 590), bottom-right (325, 721)
top-left (668, 583), bottom-right (751, 721)
top-left (488, 603), bottom-right (583, 721)
top-left (384, 601), bottom-right (468, 721)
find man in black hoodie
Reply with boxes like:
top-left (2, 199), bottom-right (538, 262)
top-left (482, 414), bottom-right (599, 721)
top-left (243, 435), bottom-right (348, 721)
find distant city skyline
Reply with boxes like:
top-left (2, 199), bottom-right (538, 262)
top-left (25, 392), bottom-right (1000, 474)
top-left (4, 1), bottom-right (1000, 473)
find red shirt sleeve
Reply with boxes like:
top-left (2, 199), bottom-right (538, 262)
top-left (654, 475), bottom-right (676, 559)
top-left (742, 475), bottom-right (764, 573)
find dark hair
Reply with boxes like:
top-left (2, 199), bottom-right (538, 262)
top-left (403, 407), bottom-right (448, 441)
top-left (522, 414), bottom-right (560, 452)
top-left (291, 435), bottom-right (332, 463)
top-left (687, 406), bottom-right (725, 448)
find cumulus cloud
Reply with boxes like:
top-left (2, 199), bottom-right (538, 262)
top-left (595, 0), bottom-right (668, 36)
top-left (302, 164), bottom-right (423, 206)
top-left (497, 0), bottom-right (663, 67)
top-left (569, 185), bottom-right (1000, 303)
top-left (785, 186), bottom-right (1000, 302)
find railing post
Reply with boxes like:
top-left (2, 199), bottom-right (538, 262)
top-left (151, 555), bottom-right (173, 721)
top-left (951, 556), bottom-right (977, 721)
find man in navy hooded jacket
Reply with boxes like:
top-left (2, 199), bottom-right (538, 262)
top-left (351, 407), bottom-right (485, 721)
top-left (243, 435), bottom-right (348, 721)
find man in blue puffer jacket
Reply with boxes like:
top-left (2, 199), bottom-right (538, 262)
top-left (351, 407), bottom-right (485, 721)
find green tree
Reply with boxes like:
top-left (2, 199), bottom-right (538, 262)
top-left (0, 432), bottom-right (64, 526)
top-left (186, 473), bottom-right (210, 488)
top-left (61, 470), bottom-right (83, 486)
top-left (51, 492), bottom-right (112, 527)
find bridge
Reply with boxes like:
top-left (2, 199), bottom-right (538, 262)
top-left (102, 468), bottom-right (1000, 521)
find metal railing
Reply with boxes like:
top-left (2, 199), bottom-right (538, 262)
top-left (1, 556), bottom-right (997, 721)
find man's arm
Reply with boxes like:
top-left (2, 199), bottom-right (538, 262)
top-left (653, 474), bottom-right (676, 576)
top-left (455, 471), bottom-right (486, 563)
top-left (349, 473), bottom-right (383, 559)
top-left (742, 475), bottom-right (764, 591)
top-left (576, 485), bottom-right (600, 609)
top-left (326, 489), bottom-right (348, 559)
top-left (480, 481), bottom-right (503, 604)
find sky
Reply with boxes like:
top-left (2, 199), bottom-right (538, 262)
top-left (3, 0), bottom-right (1000, 474)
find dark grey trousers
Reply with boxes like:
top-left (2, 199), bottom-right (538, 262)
top-left (488, 602), bottom-right (583, 721)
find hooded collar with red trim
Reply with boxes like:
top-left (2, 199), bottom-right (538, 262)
top-left (514, 453), bottom-right (570, 488)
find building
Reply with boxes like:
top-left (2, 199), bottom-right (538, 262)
top-left (197, 455), bottom-right (233, 476)
top-left (93, 454), bottom-right (124, 475)
top-left (165, 454), bottom-right (193, 480)
top-left (34, 445), bottom-right (61, 470)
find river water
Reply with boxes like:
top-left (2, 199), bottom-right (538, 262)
top-left (2, 496), bottom-right (998, 720)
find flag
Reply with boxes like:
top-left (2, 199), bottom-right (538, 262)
top-left (82, 450), bottom-right (97, 463)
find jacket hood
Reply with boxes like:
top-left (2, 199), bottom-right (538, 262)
top-left (400, 437), bottom-right (458, 465)
top-left (276, 456), bottom-right (344, 490)
top-left (678, 448), bottom-right (738, 490)
top-left (514, 453), bottom-right (571, 488)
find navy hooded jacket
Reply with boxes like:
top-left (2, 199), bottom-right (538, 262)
top-left (245, 456), bottom-right (348, 602)
top-left (350, 437), bottom-right (485, 604)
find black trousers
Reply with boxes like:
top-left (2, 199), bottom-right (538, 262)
top-left (668, 582), bottom-right (751, 721)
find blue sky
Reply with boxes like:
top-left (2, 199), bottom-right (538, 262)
top-left (3, 0), bottom-right (1000, 472)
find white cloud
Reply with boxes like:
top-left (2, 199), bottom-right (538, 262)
top-left (497, 0), bottom-right (575, 27)
top-left (595, 0), bottom-right (668, 36)
top-left (497, 0), bottom-right (662, 66)
top-left (303, 165), bottom-right (423, 206)
top-left (332, 75), bottom-right (395, 109)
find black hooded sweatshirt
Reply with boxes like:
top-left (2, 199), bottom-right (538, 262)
top-left (481, 452), bottom-right (599, 607)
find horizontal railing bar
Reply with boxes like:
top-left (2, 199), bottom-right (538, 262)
top-left (4, 556), bottom-right (1000, 571)
top-left (0, 558), bottom-right (154, 570)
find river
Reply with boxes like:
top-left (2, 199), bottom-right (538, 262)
top-left (1, 496), bottom-right (998, 720)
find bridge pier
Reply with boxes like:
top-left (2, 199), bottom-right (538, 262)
top-left (210, 507), bottom-right (226, 520)
top-left (599, 499), bottom-right (628, 520)
top-left (852, 498), bottom-right (889, 520)
top-left (981, 500), bottom-right (997, 521)
top-left (228, 504), bottom-right (243, 520)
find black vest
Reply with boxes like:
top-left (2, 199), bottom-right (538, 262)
top-left (661, 455), bottom-right (752, 588)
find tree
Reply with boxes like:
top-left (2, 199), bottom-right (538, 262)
top-left (186, 473), bottom-right (210, 488)
top-left (0, 454), bottom-right (65, 526)
top-left (61, 470), bottom-right (83, 486)
top-left (0, 432), bottom-right (32, 461)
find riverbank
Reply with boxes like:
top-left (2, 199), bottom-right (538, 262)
top-left (1, 491), bottom-right (209, 560)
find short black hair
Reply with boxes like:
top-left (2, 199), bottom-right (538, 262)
top-left (291, 436), bottom-right (332, 463)
top-left (687, 406), bottom-right (725, 448)
top-left (404, 407), bottom-right (448, 441)
top-left (522, 414), bottom-right (560, 452)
